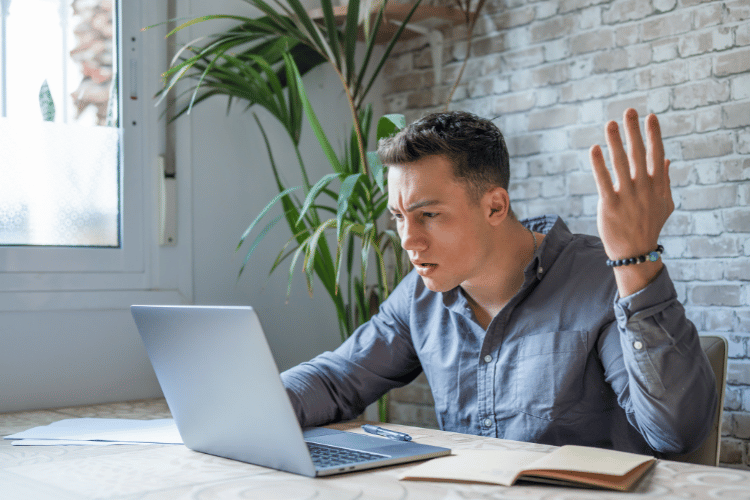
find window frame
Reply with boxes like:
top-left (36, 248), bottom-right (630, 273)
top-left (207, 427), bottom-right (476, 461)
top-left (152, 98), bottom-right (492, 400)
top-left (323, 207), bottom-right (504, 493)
top-left (0, 1), bottom-right (185, 310)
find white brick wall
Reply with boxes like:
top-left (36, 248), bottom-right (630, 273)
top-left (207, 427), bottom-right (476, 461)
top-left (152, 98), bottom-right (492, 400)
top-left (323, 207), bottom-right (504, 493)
top-left (382, 0), bottom-right (750, 468)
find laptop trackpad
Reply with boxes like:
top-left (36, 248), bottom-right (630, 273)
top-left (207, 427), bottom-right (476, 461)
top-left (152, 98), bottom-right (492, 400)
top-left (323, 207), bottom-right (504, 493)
top-left (304, 428), bottom-right (402, 455)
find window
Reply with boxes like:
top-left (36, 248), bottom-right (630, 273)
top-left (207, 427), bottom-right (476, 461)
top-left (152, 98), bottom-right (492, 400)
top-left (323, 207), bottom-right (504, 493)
top-left (0, 1), bottom-right (182, 309)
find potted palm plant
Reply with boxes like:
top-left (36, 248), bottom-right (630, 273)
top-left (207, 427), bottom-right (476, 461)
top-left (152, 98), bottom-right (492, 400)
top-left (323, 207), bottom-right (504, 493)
top-left (156, 0), bottom-right (485, 420)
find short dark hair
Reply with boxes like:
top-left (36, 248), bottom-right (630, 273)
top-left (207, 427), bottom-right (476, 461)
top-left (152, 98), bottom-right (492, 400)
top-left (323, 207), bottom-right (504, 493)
top-left (377, 111), bottom-right (511, 203)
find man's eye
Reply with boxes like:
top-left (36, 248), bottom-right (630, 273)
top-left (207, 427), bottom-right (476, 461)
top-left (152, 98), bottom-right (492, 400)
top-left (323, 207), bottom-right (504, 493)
top-left (390, 213), bottom-right (403, 221)
top-left (423, 212), bottom-right (438, 219)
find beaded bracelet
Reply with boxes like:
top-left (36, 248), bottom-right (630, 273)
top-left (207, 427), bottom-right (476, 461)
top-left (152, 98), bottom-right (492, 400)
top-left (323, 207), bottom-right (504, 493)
top-left (606, 245), bottom-right (664, 267)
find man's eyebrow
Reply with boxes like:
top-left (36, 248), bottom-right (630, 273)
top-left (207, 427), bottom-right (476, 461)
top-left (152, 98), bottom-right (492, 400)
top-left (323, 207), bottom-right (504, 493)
top-left (388, 199), bottom-right (442, 212)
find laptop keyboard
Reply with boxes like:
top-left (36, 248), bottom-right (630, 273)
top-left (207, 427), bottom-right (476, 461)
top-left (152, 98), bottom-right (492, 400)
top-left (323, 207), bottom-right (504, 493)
top-left (307, 441), bottom-right (389, 468)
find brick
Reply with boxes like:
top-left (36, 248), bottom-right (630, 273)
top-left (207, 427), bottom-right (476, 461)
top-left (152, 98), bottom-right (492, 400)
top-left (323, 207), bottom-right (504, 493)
top-left (723, 413), bottom-right (734, 439)
top-left (594, 46), bottom-right (651, 73)
top-left (509, 179), bottom-right (541, 200)
top-left (568, 172), bottom-right (598, 195)
top-left (524, 197), bottom-right (584, 218)
top-left (679, 29), bottom-right (733, 58)
top-left (560, 0), bottom-right (610, 14)
top-left (706, 309), bottom-right (736, 331)
top-left (490, 7), bottom-right (536, 30)
top-left (728, 333), bottom-right (750, 358)
top-left (673, 80), bottom-right (730, 110)
top-left (695, 106), bottom-right (722, 133)
top-left (694, 2), bottom-right (723, 28)
top-left (510, 69), bottom-right (533, 92)
top-left (720, 438), bottom-right (744, 464)
top-left (681, 132), bottom-right (734, 160)
top-left (606, 95), bottom-right (648, 120)
top-left (535, 1), bottom-right (559, 20)
top-left (691, 285), bottom-right (742, 306)
top-left (540, 176), bottom-right (566, 197)
top-left (528, 106), bottom-right (579, 130)
top-left (530, 16), bottom-right (576, 43)
top-left (693, 211), bottom-right (723, 235)
top-left (724, 208), bottom-right (750, 233)
top-left (579, 6), bottom-right (602, 30)
top-left (724, 103), bottom-right (750, 129)
top-left (724, 0), bottom-right (750, 23)
top-left (660, 113), bottom-right (694, 138)
top-left (662, 213), bottom-right (691, 236)
top-left (570, 125), bottom-right (605, 149)
top-left (544, 40), bottom-right (570, 61)
top-left (570, 58), bottom-right (594, 79)
top-left (528, 153), bottom-right (580, 175)
top-left (571, 30), bottom-right (614, 55)
top-left (493, 93), bottom-right (536, 114)
top-left (540, 129), bottom-right (569, 152)
top-left (716, 49), bottom-right (750, 77)
top-left (739, 128), bottom-right (750, 156)
top-left (726, 387), bottom-right (743, 411)
top-left (503, 46), bottom-right (545, 70)
top-left (726, 259), bottom-right (750, 281)
top-left (738, 22), bottom-right (750, 47)
top-left (653, 0), bottom-right (676, 12)
top-left (740, 310), bottom-right (750, 335)
top-left (535, 88), bottom-right (559, 107)
top-left (602, 0), bottom-right (653, 24)
top-left (637, 60), bottom-right (689, 89)
top-left (721, 158), bottom-right (750, 181)
top-left (689, 56), bottom-right (713, 81)
top-left (728, 361), bottom-right (750, 384)
top-left (580, 100), bottom-right (603, 123)
top-left (651, 37), bottom-right (679, 62)
top-left (615, 25), bottom-right (639, 47)
top-left (472, 33), bottom-right (508, 58)
top-left (686, 235), bottom-right (740, 258)
top-left (561, 76), bottom-right (616, 102)
top-left (532, 62), bottom-right (571, 86)
top-left (642, 11), bottom-right (693, 41)
top-left (506, 134), bottom-right (541, 157)
top-left (734, 413), bottom-right (750, 440)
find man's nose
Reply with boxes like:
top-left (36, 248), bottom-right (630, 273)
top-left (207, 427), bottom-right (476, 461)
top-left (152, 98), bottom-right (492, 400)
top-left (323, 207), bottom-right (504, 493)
top-left (400, 219), bottom-right (427, 252)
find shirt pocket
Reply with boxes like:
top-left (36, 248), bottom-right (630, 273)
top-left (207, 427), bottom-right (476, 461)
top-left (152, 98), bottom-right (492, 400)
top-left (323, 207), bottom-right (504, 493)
top-left (514, 330), bottom-right (588, 421)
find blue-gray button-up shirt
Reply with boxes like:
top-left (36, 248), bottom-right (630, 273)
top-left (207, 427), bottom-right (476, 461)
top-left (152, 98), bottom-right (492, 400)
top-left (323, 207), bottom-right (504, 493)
top-left (281, 215), bottom-right (717, 455)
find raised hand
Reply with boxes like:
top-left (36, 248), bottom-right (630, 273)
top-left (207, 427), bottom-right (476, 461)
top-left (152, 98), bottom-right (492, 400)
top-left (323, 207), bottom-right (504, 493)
top-left (589, 108), bottom-right (674, 297)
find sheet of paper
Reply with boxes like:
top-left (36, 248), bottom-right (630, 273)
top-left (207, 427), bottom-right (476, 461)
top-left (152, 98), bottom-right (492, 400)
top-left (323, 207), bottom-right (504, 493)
top-left (399, 449), bottom-right (547, 486)
top-left (11, 439), bottom-right (153, 446)
top-left (4, 418), bottom-right (183, 445)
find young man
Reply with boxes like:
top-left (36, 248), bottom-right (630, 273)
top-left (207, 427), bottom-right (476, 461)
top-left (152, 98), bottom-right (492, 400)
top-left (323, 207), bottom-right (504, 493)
top-left (281, 109), bottom-right (717, 455)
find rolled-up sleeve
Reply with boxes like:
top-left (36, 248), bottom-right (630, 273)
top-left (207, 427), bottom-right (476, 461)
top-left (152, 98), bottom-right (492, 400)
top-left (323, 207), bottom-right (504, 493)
top-left (599, 266), bottom-right (718, 454)
top-left (280, 275), bottom-right (423, 428)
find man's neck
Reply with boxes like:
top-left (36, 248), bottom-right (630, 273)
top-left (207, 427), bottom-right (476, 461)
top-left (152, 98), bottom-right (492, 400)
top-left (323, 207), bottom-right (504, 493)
top-left (461, 220), bottom-right (541, 329)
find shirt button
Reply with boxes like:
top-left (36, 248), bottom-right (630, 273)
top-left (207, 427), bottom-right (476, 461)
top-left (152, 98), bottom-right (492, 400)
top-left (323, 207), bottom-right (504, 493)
top-left (484, 354), bottom-right (492, 363)
top-left (483, 418), bottom-right (493, 428)
top-left (538, 267), bottom-right (544, 274)
top-left (633, 341), bottom-right (643, 350)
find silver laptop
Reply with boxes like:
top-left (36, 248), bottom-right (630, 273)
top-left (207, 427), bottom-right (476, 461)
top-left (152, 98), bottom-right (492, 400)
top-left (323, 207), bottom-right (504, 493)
top-left (130, 305), bottom-right (450, 477)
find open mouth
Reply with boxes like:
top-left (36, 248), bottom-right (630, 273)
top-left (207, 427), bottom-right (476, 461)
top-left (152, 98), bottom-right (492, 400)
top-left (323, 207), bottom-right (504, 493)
top-left (414, 262), bottom-right (437, 269)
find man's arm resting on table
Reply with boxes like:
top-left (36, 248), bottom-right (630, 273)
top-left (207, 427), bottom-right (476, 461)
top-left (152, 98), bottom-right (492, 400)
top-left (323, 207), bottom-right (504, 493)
top-left (600, 267), bottom-right (718, 455)
top-left (280, 281), bottom-right (422, 428)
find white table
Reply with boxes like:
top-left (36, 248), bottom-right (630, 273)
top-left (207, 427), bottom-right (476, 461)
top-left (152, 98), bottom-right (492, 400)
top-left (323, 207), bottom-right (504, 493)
top-left (2, 398), bottom-right (750, 499)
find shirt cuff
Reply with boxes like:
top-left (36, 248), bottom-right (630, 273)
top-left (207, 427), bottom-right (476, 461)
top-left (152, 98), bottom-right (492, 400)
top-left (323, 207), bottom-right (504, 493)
top-left (613, 266), bottom-right (677, 327)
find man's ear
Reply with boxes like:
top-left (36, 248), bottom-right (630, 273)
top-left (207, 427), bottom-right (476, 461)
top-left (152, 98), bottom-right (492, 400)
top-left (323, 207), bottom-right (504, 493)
top-left (485, 187), bottom-right (510, 225)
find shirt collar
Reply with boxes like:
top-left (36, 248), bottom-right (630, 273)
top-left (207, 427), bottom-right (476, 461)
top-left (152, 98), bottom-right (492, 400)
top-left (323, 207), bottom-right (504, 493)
top-left (440, 214), bottom-right (574, 312)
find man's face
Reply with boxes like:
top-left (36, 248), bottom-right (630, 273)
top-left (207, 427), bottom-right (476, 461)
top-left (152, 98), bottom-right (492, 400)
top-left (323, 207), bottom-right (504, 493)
top-left (387, 155), bottom-right (494, 293)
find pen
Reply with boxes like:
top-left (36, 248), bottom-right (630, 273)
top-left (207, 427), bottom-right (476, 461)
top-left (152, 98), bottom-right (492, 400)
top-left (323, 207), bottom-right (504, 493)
top-left (362, 424), bottom-right (412, 441)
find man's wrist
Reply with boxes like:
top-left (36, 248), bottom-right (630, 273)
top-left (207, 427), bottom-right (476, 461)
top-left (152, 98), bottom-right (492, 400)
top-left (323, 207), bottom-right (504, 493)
top-left (613, 260), bottom-right (664, 298)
